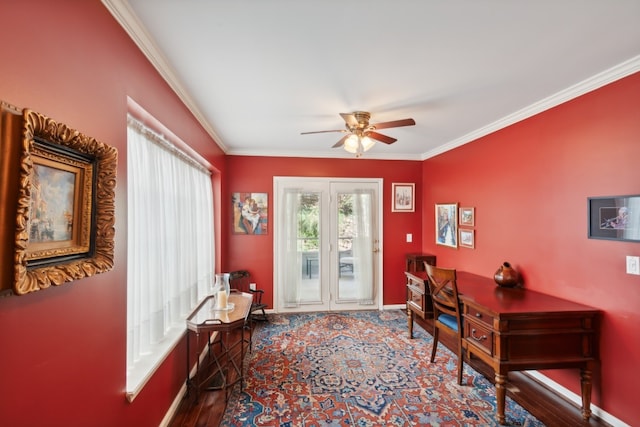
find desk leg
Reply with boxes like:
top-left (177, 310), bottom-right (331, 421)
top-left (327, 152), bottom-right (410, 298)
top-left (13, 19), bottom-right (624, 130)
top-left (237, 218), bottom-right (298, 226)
top-left (240, 325), bottom-right (245, 391)
top-left (495, 372), bottom-right (507, 425)
top-left (580, 367), bottom-right (593, 420)
top-left (407, 306), bottom-right (414, 339)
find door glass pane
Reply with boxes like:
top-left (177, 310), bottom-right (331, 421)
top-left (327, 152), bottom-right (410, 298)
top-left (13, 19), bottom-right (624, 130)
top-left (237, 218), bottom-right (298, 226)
top-left (298, 192), bottom-right (321, 303)
top-left (337, 193), bottom-right (355, 301)
top-left (336, 189), bottom-right (375, 305)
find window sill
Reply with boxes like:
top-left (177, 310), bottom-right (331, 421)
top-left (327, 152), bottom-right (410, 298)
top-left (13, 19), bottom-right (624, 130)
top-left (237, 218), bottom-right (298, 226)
top-left (126, 325), bottom-right (185, 402)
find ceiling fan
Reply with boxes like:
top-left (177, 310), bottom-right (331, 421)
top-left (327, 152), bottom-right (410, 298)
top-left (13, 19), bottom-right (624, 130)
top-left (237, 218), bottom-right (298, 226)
top-left (301, 111), bottom-right (416, 157)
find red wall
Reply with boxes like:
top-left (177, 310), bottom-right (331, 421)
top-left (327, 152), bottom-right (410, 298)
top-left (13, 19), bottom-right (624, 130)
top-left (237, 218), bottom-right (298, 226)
top-left (1, 1), bottom-right (638, 426)
top-left (0, 2), bottom-right (225, 426)
top-left (224, 157), bottom-right (424, 307)
top-left (421, 73), bottom-right (640, 425)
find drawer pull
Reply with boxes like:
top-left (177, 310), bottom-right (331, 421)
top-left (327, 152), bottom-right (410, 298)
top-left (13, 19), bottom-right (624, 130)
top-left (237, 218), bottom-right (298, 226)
top-left (475, 313), bottom-right (482, 318)
top-left (471, 328), bottom-right (487, 342)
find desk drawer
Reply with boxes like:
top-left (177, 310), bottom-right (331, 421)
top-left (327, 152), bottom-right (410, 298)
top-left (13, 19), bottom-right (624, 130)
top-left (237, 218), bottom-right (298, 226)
top-left (407, 286), bottom-right (426, 315)
top-left (466, 306), bottom-right (494, 327)
top-left (464, 320), bottom-right (494, 356)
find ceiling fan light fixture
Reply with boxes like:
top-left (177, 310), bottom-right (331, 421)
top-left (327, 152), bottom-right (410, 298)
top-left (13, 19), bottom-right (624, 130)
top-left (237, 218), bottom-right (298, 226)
top-left (361, 135), bottom-right (375, 151)
top-left (343, 134), bottom-right (375, 157)
top-left (301, 110), bottom-right (415, 157)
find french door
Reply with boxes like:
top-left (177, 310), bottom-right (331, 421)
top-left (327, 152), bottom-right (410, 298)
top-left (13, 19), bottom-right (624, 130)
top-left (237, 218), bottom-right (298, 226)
top-left (274, 177), bottom-right (382, 312)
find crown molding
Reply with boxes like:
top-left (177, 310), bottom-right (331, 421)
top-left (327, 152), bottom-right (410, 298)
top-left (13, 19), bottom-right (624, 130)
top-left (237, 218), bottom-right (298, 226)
top-left (421, 55), bottom-right (640, 160)
top-left (101, 0), bottom-right (227, 152)
top-left (103, 0), bottom-right (639, 162)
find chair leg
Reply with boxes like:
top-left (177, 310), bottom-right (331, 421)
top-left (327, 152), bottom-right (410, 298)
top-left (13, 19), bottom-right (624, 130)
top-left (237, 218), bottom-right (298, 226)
top-left (430, 326), bottom-right (439, 363)
top-left (456, 339), bottom-right (464, 385)
top-left (251, 308), bottom-right (268, 322)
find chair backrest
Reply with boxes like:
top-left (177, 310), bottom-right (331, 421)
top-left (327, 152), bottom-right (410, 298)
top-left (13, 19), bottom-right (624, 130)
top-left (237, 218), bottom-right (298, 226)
top-left (229, 270), bottom-right (251, 291)
top-left (424, 263), bottom-right (462, 322)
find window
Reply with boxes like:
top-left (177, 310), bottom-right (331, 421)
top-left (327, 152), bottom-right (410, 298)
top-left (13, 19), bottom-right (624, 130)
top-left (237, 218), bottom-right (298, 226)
top-left (126, 113), bottom-right (214, 400)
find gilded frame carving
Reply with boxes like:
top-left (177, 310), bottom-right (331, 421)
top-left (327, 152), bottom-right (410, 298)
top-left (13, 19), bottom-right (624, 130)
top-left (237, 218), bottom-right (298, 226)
top-left (13, 109), bottom-right (117, 295)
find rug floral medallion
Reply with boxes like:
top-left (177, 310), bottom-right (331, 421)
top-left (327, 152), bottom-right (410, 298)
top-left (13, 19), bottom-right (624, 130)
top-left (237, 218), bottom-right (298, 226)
top-left (220, 310), bottom-right (544, 426)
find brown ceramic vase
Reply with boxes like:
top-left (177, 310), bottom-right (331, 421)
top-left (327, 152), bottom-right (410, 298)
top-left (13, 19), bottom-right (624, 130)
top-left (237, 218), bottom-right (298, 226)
top-left (494, 262), bottom-right (520, 287)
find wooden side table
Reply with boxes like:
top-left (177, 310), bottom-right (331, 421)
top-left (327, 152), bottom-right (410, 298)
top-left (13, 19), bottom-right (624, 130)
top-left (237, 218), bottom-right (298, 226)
top-left (186, 291), bottom-right (253, 401)
top-left (405, 253), bottom-right (436, 273)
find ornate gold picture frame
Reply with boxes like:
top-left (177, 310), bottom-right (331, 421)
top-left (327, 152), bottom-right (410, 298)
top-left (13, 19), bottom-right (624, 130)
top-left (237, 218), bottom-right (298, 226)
top-left (13, 109), bottom-right (117, 295)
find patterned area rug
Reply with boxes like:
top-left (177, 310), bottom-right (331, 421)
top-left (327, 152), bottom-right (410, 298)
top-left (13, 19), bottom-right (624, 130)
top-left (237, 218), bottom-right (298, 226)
top-left (220, 310), bottom-right (544, 426)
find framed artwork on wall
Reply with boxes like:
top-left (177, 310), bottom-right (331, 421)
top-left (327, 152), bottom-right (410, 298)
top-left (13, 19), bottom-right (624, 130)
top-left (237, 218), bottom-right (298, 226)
top-left (459, 207), bottom-right (475, 226)
top-left (435, 203), bottom-right (458, 248)
top-left (392, 183), bottom-right (415, 212)
top-left (232, 192), bottom-right (268, 235)
top-left (459, 229), bottom-right (475, 248)
top-left (12, 107), bottom-right (118, 295)
top-left (588, 195), bottom-right (640, 242)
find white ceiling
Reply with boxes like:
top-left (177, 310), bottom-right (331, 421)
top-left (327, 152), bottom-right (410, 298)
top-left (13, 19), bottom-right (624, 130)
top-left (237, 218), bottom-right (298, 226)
top-left (104, 1), bottom-right (640, 160)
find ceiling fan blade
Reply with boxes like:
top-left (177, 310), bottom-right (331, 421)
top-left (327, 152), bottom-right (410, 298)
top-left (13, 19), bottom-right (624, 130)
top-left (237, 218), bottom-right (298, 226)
top-left (301, 129), bottom-right (347, 135)
top-left (368, 131), bottom-right (397, 144)
top-left (339, 112), bottom-right (358, 128)
top-left (371, 118), bottom-right (415, 130)
top-left (332, 134), bottom-right (350, 148)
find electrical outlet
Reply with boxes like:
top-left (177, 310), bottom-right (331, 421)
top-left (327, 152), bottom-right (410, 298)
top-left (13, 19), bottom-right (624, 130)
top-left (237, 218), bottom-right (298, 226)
top-left (406, 233), bottom-right (412, 243)
top-left (626, 256), bottom-right (640, 275)
top-left (249, 282), bottom-right (257, 291)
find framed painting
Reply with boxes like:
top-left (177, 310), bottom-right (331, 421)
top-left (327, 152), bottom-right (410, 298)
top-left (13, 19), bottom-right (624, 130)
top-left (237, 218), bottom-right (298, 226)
top-left (13, 108), bottom-right (117, 295)
top-left (232, 192), bottom-right (268, 234)
top-left (435, 203), bottom-right (458, 248)
top-left (588, 195), bottom-right (640, 242)
top-left (459, 207), bottom-right (475, 226)
top-left (459, 229), bottom-right (475, 249)
top-left (392, 183), bottom-right (415, 212)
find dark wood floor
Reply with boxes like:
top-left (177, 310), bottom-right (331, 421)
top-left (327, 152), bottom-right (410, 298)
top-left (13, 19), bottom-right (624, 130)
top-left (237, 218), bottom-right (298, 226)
top-left (168, 316), bottom-right (610, 427)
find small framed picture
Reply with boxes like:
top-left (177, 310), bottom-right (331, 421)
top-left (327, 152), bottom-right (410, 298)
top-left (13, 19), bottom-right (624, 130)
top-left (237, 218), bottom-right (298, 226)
top-left (435, 203), bottom-right (458, 248)
top-left (232, 192), bottom-right (269, 235)
top-left (588, 195), bottom-right (639, 242)
top-left (459, 229), bottom-right (475, 248)
top-left (392, 183), bottom-right (415, 212)
top-left (459, 207), bottom-right (475, 226)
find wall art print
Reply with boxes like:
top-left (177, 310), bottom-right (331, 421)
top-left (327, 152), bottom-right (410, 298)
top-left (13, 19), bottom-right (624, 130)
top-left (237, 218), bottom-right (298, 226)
top-left (459, 228), bottom-right (475, 249)
top-left (392, 183), bottom-right (415, 212)
top-left (232, 192), bottom-right (268, 235)
top-left (12, 108), bottom-right (117, 295)
top-left (588, 195), bottom-right (640, 242)
top-left (459, 207), bottom-right (475, 226)
top-left (435, 203), bottom-right (458, 248)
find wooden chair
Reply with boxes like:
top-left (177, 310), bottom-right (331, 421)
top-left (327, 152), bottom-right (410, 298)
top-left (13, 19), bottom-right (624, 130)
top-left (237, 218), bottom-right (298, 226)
top-left (228, 270), bottom-right (267, 322)
top-left (424, 262), bottom-right (465, 385)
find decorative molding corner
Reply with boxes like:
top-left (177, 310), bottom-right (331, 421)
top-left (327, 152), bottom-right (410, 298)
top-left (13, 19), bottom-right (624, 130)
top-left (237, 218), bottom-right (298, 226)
top-left (422, 55), bottom-right (640, 160)
top-left (101, 0), bottom-right (227, 153)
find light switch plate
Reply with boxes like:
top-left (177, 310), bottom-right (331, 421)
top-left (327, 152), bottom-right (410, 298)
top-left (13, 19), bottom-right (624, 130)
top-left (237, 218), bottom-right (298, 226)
top-left (626, 256), bottom-right (640, 275)
top-left (406, 233), bottom-right (412, 243)
top-left (249, 282), bottom-right (257, 291)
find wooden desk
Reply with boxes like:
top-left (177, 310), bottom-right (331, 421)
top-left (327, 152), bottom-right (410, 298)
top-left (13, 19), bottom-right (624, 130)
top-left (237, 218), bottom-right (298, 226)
top-left (405, 253), bottom-right (436, 273)
top-left (186, 291), bottom-right (253, 401)
top-left (405, 271), bottom-right (600, 425)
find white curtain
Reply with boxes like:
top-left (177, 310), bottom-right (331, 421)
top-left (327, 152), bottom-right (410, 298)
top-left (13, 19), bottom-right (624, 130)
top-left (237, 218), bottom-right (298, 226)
top-left (126, 116), bottom-right (214, 382)
top-left (282, 189), bottom-right (301, 307)
top-left (352, 190), bottom-right (374, 304)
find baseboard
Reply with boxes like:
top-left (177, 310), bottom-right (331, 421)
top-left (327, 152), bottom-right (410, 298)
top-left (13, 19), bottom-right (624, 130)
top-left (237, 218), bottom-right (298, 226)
top-left (160, 331), bottom-right (220, 427)
top-left (160, 383), bottom-right (187, 427)
top-left (524, 370), bottom-right (629, 427)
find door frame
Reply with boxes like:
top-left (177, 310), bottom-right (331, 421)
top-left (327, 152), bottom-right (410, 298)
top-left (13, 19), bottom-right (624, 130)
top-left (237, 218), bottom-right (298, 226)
top-left (272, 176), bottom-right (384, 313)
